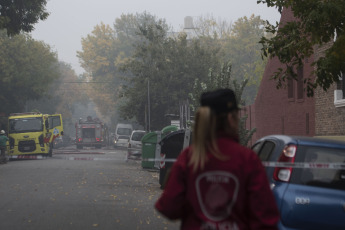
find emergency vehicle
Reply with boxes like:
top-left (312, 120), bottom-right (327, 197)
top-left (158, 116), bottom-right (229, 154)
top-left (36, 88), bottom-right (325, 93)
top-left (75, 116), bottom-right (109, 149)
top-left (7, 112), bottom-right (64, 158)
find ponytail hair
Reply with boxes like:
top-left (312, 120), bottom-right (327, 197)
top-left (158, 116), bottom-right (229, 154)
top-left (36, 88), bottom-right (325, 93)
top-left (189, 106), bottom-right (224, 172)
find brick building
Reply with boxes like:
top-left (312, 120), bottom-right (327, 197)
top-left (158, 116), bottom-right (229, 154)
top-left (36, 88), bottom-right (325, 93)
top-left (314, 43), bottom-right (345, 140)
top-left (242, 7), bottom-right (345, 144)
top-left (243, 8), bottom-right (316, 144)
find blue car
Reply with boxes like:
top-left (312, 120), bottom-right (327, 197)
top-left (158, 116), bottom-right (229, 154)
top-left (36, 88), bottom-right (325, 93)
top-left (252, 135), bottom-right (345, 230)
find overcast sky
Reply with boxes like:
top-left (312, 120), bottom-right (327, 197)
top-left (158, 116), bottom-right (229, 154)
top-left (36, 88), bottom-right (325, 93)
top-left (30, 0), bottom-right (281, 75)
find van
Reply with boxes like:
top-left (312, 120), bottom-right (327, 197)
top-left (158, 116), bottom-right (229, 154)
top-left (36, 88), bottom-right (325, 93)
top-left (114, 123), bottom-right (133, 148)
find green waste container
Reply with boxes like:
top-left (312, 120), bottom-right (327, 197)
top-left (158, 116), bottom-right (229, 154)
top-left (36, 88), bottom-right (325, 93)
top-left (141, 131), bottom-right (160, 169)
top-left (161, 125), bottom-right (178, 135)
top-left (141, 126), bottom-right (179, 169)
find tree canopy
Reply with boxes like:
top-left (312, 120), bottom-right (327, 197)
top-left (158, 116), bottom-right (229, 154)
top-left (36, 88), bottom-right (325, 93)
top-left (0, 31), bottom-right (59, 114)
top-left (189, 62), bottom-right (256, 146)
top-left (258, 0), bottom-right (345, 96)
top-left (77, 12), bottom-right (273, 130)
top-left (221, 15), bottom-right (270, 104)
top-left (0, 0), bottom-right (49, 36)
top-left (77, 13), bottom-right (159, 126)
top-left (121, 18), bottom-right (222, 130)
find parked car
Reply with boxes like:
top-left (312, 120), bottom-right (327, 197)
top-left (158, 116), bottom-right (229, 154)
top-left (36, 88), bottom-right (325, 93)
top-left (251, 135), bottom-right (345, 230)
top-left (114, 135), bottom-right (129, 148)
top-left (127, 130), bottom-right (147, 159)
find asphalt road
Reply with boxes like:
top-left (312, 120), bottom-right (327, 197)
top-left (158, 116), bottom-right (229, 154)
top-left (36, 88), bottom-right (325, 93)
top-left (0, 145), bottom-right (180, 230)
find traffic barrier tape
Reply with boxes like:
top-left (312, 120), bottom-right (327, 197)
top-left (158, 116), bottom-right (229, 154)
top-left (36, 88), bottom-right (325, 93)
top-left (261, 161), bottom-right (345, 169)
top-left (7, 155), bottom-right (345, 169)
top-left (9, 155), bottom-right (45, 159)
top-left (142, 158), bottom-right (345, 169)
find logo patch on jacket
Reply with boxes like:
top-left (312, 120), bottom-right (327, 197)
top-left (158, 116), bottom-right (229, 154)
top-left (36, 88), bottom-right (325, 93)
top-left (196, 171), bottom-right (239, 221)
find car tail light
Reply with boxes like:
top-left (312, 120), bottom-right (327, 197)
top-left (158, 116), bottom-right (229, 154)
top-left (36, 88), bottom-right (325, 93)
top-left (273, 144), bottom-right (297, 182)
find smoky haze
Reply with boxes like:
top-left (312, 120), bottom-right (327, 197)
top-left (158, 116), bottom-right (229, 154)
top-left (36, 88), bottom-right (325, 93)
top-left (30, 0), bottom-right (280, 76)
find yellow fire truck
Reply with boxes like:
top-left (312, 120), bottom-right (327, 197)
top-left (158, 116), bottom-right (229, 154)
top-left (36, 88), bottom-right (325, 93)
top-left (7, 112), bottom-right (63, 158)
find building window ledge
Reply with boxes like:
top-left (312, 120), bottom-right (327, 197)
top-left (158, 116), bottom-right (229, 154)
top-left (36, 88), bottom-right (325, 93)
top-left (334, 90), bottom-right (345, 107)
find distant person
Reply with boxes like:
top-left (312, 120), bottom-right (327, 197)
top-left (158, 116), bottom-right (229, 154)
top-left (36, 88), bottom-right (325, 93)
top-left (155, 88), bottom-right (279, 230)
top-left (0, 130), bottom-right (9, 164)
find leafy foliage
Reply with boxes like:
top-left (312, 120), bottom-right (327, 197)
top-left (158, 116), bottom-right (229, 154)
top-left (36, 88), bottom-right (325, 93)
top-left (0, 0), bottom-right (49, 36)
top-left (77, 13), bottom-right (159, 124)
top-left (121, 16), bottom-right (222, 130)
top-left (190, 62), bottom-right (256, 146)
top-left (192, 15), bottom-right (270, 105)
top-left (77, 23), bottom-right (119, 117)
top-left (0, 31), bottom-right (59, 114)
top-left (78, 13), bottom-right (274, 130)
top-left (258, 0), bottom-right (345, 96)
top-left (221, 15), bottom-right (270, 104)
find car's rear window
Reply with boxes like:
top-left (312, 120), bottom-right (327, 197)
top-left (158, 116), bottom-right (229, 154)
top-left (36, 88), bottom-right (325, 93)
top-left (132, 132), bottom-right (146, 141)
top-left (254, 141), bottom-right (275, 161)
top-left (291, 145), bottom-right (345, 191)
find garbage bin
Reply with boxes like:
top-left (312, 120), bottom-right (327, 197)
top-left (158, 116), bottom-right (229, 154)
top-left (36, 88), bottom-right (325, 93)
top-left (159, 129), bottom-right (192, 188)
top-left (161, 125), bottom-right (178, 135)
top-left (141, 126), bottom-right (179, 169)
top-left (141, 131), bottom-right (160, 169)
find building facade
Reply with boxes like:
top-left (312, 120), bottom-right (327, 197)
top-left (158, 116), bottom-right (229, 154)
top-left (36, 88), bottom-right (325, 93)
top-left (246, 8), bottom-right (316, 144)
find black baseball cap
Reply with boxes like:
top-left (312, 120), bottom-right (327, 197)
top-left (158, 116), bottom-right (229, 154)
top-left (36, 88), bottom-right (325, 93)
top-left (200, 88), bottom-right (239, 114)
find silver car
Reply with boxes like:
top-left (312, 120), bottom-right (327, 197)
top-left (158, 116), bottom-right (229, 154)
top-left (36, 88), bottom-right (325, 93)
top-left (127, 130), bottom-right (147, 159)
top-left (114, 135), bottom-right (129, 148)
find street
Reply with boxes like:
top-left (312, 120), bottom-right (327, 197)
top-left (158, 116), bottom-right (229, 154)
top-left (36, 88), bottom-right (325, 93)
top-left (0, 145), bottom-right (180, 230)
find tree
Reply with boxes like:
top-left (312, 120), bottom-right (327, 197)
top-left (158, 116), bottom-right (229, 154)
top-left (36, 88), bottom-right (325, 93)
top-left (119, 15), bottom-right (175, 130)
top-left (77, 13), bottom-right (156, 121)
top-left (222, 15), bottom-right (270, 104)
top-left (192, 15), bottom-right (271, 105)
top-left (192, 14), bottom-right (233, 38)
top-left (121, 19), bottom-right (222, 130)
top-left (258, 0), bottom-right (345, 96)
top-left (77, 23), bottom-right (119, 116)
top-left (190, 62), bottom-right (256, 146)
top-left (0, 0), bottom-right (49, 36)
top-left (0, 31), bottom-right (59, 114)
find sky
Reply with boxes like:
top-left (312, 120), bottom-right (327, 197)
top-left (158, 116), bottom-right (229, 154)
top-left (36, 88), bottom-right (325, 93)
top-left (30, 0), bottom-right (281, 76)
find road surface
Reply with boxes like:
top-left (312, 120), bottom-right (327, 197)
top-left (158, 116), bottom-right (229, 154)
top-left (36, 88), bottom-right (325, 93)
top-left (0, 145), bottom-right (180, 230)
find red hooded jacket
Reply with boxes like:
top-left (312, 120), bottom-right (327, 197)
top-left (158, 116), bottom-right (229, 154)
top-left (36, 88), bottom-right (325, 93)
top-left (155, 136), bottom-right (279, 230)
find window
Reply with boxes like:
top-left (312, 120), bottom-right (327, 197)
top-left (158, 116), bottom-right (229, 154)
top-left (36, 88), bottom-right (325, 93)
top-left (287, 67), bottom-right (304, 100)
top-left (253, 141), bottom-right (275, 161)
top-left (287, 76), bottom-right (294, 99)
top-left (334, 72), bottom-right (345, 107)
top-left (291, 145), bottom-right (345, 191)
top-left (49, 116), bottom-right (61, 128)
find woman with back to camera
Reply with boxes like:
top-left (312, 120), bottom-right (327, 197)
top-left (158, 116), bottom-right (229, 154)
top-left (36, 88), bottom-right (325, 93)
top-left (155, 88), bottom-right (279, 230)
